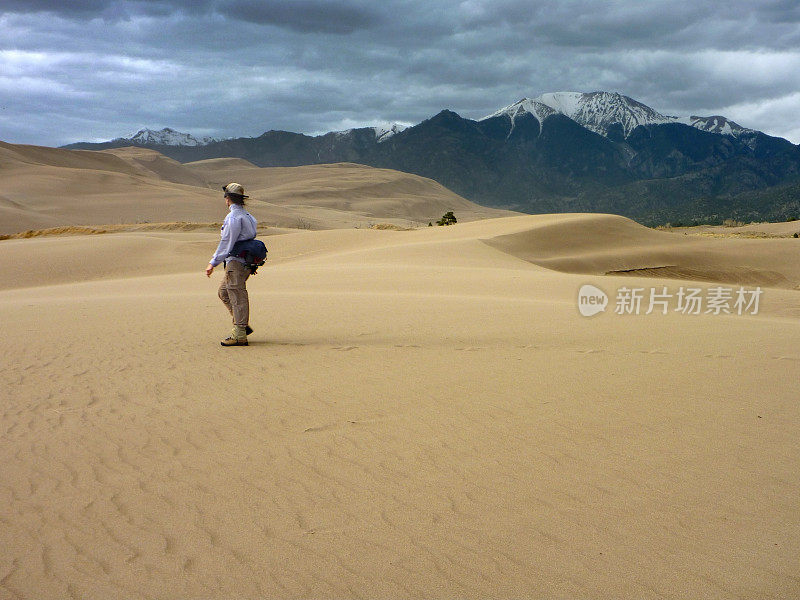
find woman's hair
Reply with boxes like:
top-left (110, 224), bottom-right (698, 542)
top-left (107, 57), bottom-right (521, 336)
top-left (225, 193), bottom-right (246, 206)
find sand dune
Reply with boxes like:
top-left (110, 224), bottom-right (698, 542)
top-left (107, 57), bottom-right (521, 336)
top-left (484, 213), bottom-right (800, 289)
top-left (0, 141), bottom-right (514, 235)
top-left (0, 141), bottom-right (145, 175)
top-left (186, 159), bottom-right (514, 224)
top-left (2, 212), bottom-right (799, 598)
top-left (101, 147), bottom-right (212, 188)
top-left (0, 141), bottom-right (222, 233)
top-left (187, 157), bottom-right (260, 170)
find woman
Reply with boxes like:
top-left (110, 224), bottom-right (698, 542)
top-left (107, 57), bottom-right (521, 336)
top-left (206, 183), bottom-right (258, 346)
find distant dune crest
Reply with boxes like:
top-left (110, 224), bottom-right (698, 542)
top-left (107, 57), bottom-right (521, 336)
top-left (0, 141), bottom-right (513, 236)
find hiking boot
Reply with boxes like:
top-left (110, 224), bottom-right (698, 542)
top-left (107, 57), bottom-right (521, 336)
top-left (221, 325), bottom-right (248, 347)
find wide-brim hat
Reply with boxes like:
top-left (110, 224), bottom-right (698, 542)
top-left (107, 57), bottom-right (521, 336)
top-left (222, 182), bottom-right (249, 199)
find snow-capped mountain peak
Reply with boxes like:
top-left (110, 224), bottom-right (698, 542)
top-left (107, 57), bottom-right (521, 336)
top-left (676, 115), bottom-right (750, 137)
top-left (566, 91), bottom-right (673, 137)
top-left (374, 123), bottom-right (407, 143)
top-left (330, 123), bottom-right (408, 142)
top-left (485, 91), bottom-right (672, 138)
top-left (117, 127), bottom-right (217, 147)
top-left (483, 91), bottom-right (754, 140)
top-left (484, 98), bottom-right (557, 127)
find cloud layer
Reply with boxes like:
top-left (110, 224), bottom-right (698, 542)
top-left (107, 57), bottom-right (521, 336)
top-left (2, 0), bottom-right (799, 146)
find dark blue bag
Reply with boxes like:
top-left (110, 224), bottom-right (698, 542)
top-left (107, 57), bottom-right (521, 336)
top-left (229, 238), bottom-right (268, 273)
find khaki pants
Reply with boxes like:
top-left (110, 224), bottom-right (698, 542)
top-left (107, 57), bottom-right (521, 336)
top-left (218, 260), bottom-right (250, 327)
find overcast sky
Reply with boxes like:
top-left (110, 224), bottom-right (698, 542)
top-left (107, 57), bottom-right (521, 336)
top-left (2, 0), bottom-right (799, 146)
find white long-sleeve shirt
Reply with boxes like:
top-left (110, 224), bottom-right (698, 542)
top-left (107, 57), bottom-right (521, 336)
top-left (209, 204), bottom-right (258, 266)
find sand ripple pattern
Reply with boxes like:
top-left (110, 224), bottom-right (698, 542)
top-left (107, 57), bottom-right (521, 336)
top-left (2, 214), bottom-right (800, 598)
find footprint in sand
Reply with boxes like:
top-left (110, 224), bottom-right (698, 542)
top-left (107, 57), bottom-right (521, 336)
top-left (304, 415), bottom-right (387, 433)
top-left (303, 423), bottom-right (336, 433)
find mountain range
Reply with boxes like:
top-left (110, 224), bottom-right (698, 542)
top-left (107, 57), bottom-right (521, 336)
top-left (64, 92), bottom-right (800, 225)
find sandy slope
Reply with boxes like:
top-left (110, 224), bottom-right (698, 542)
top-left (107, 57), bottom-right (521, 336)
top-left (1, 214), bottom-right (799, 599)
top-left (677, 220), bottom-right (800, 238)
top-left (0, 142), bottom-right (222, 234)
top-left (186, 159), bottom-right (514, 227)
top-left (100, 147), bottom-right (212, 188)
top-left (0, 142), bottom-right (514, 235)
top-left (484, 213), bottom-right (800, 289)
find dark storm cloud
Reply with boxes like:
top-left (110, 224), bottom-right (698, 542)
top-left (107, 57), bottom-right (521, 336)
top-left (456, 0), bottom-right (799, 52)
top-left (755, 0), bottom-right (800, 23)
top-left (0, 0), bottom-right (111, 14)
top-left (0, 0), bottom-right (216, 16)
top-left (218, 0), bottom-right (382, 34)
top-left (1, 0), bottom-right (799, 146)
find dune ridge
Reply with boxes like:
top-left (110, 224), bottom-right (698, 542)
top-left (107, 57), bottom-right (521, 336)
top-left (0, 141), bottom-right (515, 235)
top-left (4, 213), bottom-right (799, 294)
top-left (184, 160), bottom-right (514, 225)
top-left (482, 213), bottom-right (800, 289)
